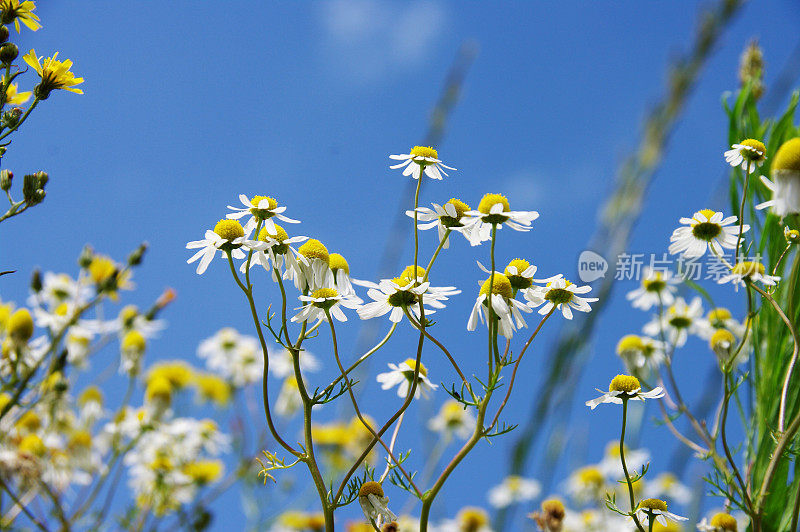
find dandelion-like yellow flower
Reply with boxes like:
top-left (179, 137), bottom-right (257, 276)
top-left (4, 82), bottom-right (30, 105)
top-left (7, 308), bottom-right (33, 342)
top-left (23, 49), bottom-right (84, 99)
top-left (0, 0), bottom-right (40, 33)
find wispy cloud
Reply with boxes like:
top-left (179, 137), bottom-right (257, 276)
top-left (319, 0), bottom-right (446, 86)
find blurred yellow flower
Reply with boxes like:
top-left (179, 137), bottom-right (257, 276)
top-left (4, 82), bottom-right (30, 105)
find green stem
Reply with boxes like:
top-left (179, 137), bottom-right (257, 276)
top-left (621, 399), bottom-right (646, 532)
top-left (734, 161), bottom-right (751, 264)
top-left (421, 228), bottom-right (451, 283)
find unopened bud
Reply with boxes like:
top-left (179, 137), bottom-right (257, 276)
top-left (0, 169), bottom-right (11, 191)
top-left (30, 268), bottom-right (42, 293)
top-left (2, 107), bottom-right (22, 128)
top-left (22, 172), bottom-right (45, 205)
top-left (0, 42), bottom-right (18, 64)
top-left (127, 242), bottom-right (148, 266)
top-left (739, 40), bottom-right (765, 100)
top-left (34, 171), bottom-right (48, 188)
top-left (0, 26), bottom-right (8, 44)
top-left (78, 245), bottom-right (94, 268)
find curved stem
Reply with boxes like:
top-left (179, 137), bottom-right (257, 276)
top-left (720, 370), bottom-right (754, 514)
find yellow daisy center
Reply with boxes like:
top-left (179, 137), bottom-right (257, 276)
top-left (329, 253), bottom-right (349, 273)
top-left (707, 307), bottom-right (732, 323)
top-left (184, 460), bottom-right (224, 484)
top-left (479, 273), bottom-right (513, 298)
top-left (89, 256), bottom-right (116, 284)
top-left (402, 358), bottom-right (428, 378)
top-left (16, 411), bottom-right (41, 432)
top-left (121, 330), bottom-right (146, 352)
top-left (457, 507), bottom-right (489, 531)
top-left (643, 272), bottom-right (666, 292)
top-left (410, 146), bottom-right (438, 159)
top-left (731, 261), bottom-right (765, 277)
top-left (213, 219), bottom-right (245, 241)
top-left (7, 308), bottom-right (34, 341)
top-left (617, 335), bottom-right (645, 354)
top-left (541, 498), bottom-right (566, 518)
top-left (312, 287), bottom-right (338, 300)
top-left (738, 138), bottom-right (766, 161)
top-left (78, 385), bottom-right (103, 405)
top-left (710, 329), bottom-right (735, 351)
top-left (145, 377), bottom-right (172, 404)
top-left (638, 498), bottom-right (668, 512)
top-left (577, 466), bottom-right (604, 487)
top-left (68, 430), bottom-right (92, 450)
top-left (401, 265), bottom-right (426, 280)
top-left (250, 195), bottom-right (277, 211)
top-left (258, 224), bottom-right (289, 243)
top-left (609, 374), bottom-right (640, 393)
top-left (446, 198), bottom-right (470, 218)
top-left (505, 258), bottom-right (532, 289)
top-left (478, 193), bottom-right (510, 215)
top-left (298, 239), bottom-right (330, 263)
top-left (710, 513), bottom-right (738, 531)
top-left (120, 305), bottom-right (139, 325)
top-left (18, 434), bottom-right (45, 457)
top-left (786, 228), bottom-right (800, 243)
top-left (147, 362), bottom-right (193, 389)
top-left (358, 480), bottom-right (384, 498)
top-left (772, 137), bottom-right (800, 173)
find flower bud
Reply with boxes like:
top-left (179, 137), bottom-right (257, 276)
top-left (0, 26), bottom-right (9, 44)
top-left (127, 242), bottom-right (147, 266)
top-left (739, 40), bottom-right (765, 100)
top-left (30, 268), bottom-right (41, 293)
top-left (0, 169), bottom-right (11, 191)
top-left (78, 245), bottom-right (94, 268)
top-left (0, 42), bottom-right (18, 64)
top-left (22, 171), bottom-right (47, 206)
top-left (786, 226), bottom-right (800, 245)
top-left (1, 107), bottom-right (22, 128)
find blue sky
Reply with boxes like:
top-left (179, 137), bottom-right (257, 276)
top-left (1, 1), bottom-right (799, 529)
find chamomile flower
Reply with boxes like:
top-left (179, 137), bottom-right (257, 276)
top-left (625, 268), bottom-right (679, 310)
top-left (643, 296), bottom-right (704, 348)
top-left (467, 273), bottom-right (532, 339)
top-left (598, 441), bottom-right (650, 479)
top-left (275, 376), bottom-right (302, 417)
top-left (23, 50), bottom-right (83, 99)
top-left (475, 258), bottom-right (550, 292)
top-left (226, 194), bottom-right (300, 236)
top-left (668, 210), bottom-right (747, 258)
top-left (268, 344), bottom-right (319, 379)
top-left (634, 499), bottom-right (687, 527)
top-left (376, 358), bottom-right (438, 399)
top-left (718, 260), bottom-right (779, 289)
top-left (356, 268), bottom-right (459, 323)
top-left (525, 278), bottom-right (598, 320)
top-left (406, 198), bottom-right (471, 249)
top-left (428, 399), bottom-right (476, 440)
top-left (291, 287), bottom-right (360, 324)
top-left (329, 252), bottom-right (359, 298)
top-left (616, 335), bottom-right (666, 372)
top-left (435, 507), bottom-right (492, 532)
top-left (585, 374), bottom-right (664, 410)
top-left (724, 139), bottom-right (767, 169)
top-left (197, 328), bottom-right (262, 387)
top-left (240, 224), bottom-right (307, 279)
top-left (463, 194), bottom-right (539, 246)
top-left (697, 512), bottom-right (740, 531)
top-left (389, 146), bottom-right (456, 180)
top-left (564, 465), bottom-right (608, 503)
top-left (29, 272), bottom-right (89, 309)
top-left (358, 481), bottom-right (397, 526)
top-left (698, 307), bottom-right (745, 339)
top-left (756, 138), bottom-right (800, 216)
top-left (186, 220), bottom-right (252, 275)
top-left (288, 239), bottom-right (334, 292)
top-left (487, 475), bottom-right (541, 508)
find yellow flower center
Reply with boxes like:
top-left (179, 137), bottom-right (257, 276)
top-left (329, 253), bottom-right (349, 273)
top-left (402, 358), bottom-right (428, 378)
top-left (298, 239), bottom-right (330, 264)
top-left (541, 498), bottom-right (566, 518)
top-left (609, 374), bottom-right (640, 393)
top-left (505, 258), bottom-right (532, 289)
top-left (710, 329), bottom-right (735, 351)
top-left (358, 480), bottom-right (385, 498)
top-left (18, 434), bottom-right (45, 457)
top-left (638, 498), bottom-right (668, 512)
top-left (16, 411), bottom-right (41, 432)
top-left (401, 265), bottom-right (426, 280)
top-left (786, 228), bottom-right (800, 244)
top-left (643, 272), bottom-right (666, 292)
top-left (213, 219), bottom-right (245, 241)
top-left (120, 305), bottom-right (139, 325)
top-left (446, 198), bottom-right (470, 217)
top-left (250, 195), bottom-right (277, 212)
top-left (7, 308), bottom-right (34, 341)
top-left (145, 376), bottom-right (172, 404)
top-left (388, 277), bottom-right (417, 307)
top-left (710, 513), bottom-right (738, 531)
top-left (479, 273), bottom-right (513, 298)
top-left (258, 223), bottom-right (289, 243)
top-left (89, 256), bottom-right (116, 284)
top-left (54, 302), bottom-right (69, 317)
top-left (312, 287), bottom-right (338, 300)
top-left (457, 507), bottom-right (489, 531)
top-left (617, 335), bottom-right (645, 354)
top-left (708, 307), bottom-right (732, 323)
top-left (772, 137), bottom-right (800, 173)
top-left (410, 146), bottom-right (438, 159)
top-left (731, 261), bottom-right (765, 277)
top-left (738, 138), bottom-right (766, 161)
top-left (577, 466), bottom-right (604, 487)
top-left (68, 430), bottom-right (92, 450)
top-left (79, 385), bottom-right (103, 405)
top-left (148, 362), bottom-right (193, 389)
top-left (184, 460), bottom-right (224, 484)
top-left (121, 330), bottom-right (146, 352)
top-left (478, 193), bottom-right (510, 215)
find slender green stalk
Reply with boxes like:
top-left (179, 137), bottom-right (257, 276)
top-left (620, 399), bottom-right (646, 532)
top-left (734, 161), bottom-right (751, 263)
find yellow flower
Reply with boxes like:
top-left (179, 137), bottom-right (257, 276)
top-left (4, 82), bottom-right (30, 105)
top-left (23, 49), bottom-right (84, 99)
top-left (146, 361), bottom-right (194, 390)
top-left (193, 373), bottom-right (231, 406)
top-left (0, 0), bottom-right (40, 33)
top-left (183, 459), bottom-right (223, 485)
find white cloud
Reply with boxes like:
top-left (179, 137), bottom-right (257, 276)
top-left (319, 0), bottom-right (446, 86)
